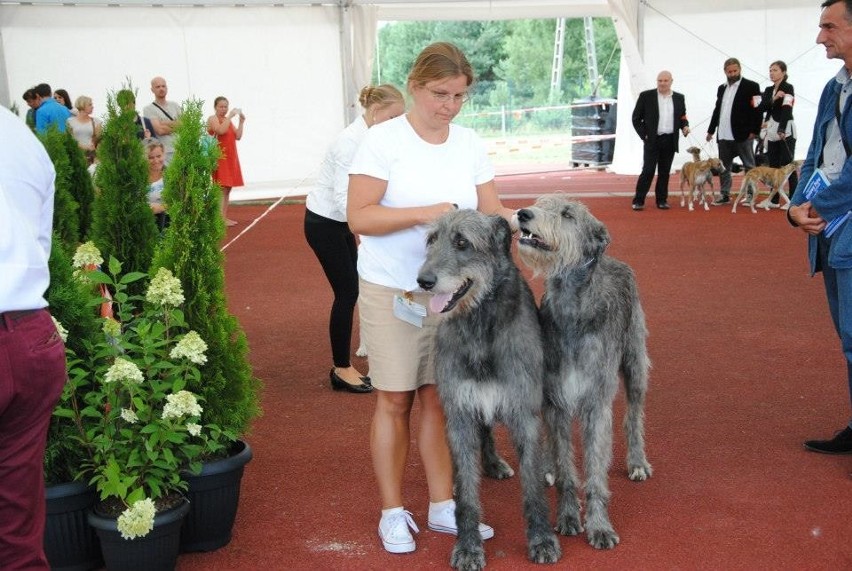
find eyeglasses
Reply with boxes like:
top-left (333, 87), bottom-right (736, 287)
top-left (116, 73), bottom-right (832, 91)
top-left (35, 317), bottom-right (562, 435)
top-left (427, 89), bottom-right (470, 105)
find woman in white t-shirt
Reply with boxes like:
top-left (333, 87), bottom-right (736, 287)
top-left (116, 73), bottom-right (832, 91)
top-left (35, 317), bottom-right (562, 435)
top-left (348, 42), bottom-right (516, 555)
top-left (305, 84), bottom-right (405, 394)
top-left (66, 95), bottom-right (102, 165)
top-left (145, 139), bottom-right (169, 231)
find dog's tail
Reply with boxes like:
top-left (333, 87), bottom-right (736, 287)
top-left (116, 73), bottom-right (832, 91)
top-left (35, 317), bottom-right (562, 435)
top-left (621, 304), bottom-right (652, 480)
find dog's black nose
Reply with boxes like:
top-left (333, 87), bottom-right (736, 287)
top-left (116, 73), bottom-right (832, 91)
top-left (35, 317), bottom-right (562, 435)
top-left (517, 209), bottom-right (533, 223)
top-left (417, 274), bottom-right (435, 291)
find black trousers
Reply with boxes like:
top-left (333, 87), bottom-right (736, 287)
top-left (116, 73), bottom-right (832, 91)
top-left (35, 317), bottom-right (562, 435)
top-left (767, 137), bottom-right (798, 204)
top-left (633, 134), bottom-right (675, 206)
top-left (304, 209), bottom-right (359, 368)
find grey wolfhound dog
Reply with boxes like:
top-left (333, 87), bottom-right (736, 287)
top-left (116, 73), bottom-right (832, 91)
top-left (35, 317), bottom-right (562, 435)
top-left (416, 210), bottom-right (561, 571)
top-left (517, 194), bottom-right (652, 550)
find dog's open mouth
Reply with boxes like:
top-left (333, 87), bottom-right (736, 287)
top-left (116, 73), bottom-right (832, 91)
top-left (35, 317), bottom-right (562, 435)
top-left (429, 279), bottom-right (473, 313)
top-left (518, 228), bottom-right (551, 251)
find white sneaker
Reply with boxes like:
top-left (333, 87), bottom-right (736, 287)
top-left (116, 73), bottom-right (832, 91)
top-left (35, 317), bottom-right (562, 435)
top-left (427, 500), bottom-right (494, 540)
top-left (378, 509), bottom-right (418, 554)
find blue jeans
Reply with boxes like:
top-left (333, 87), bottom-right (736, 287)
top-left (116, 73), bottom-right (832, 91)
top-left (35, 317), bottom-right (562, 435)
top-left (817, 234), bottom-right (852, 426)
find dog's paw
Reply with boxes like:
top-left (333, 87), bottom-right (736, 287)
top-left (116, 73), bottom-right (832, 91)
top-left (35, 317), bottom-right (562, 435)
top-left (628, 460), bottom-right (653, 481)
top-left (528, 531), bottom-right (562, 564)
top-left (482, 456), bottom-right (514, 480)
top-left (451, 544), bottom-right (486, 571)
top-left (555, 514), bottom-right (583, 536)
top-left (587, 526), bottom-right (620, 550)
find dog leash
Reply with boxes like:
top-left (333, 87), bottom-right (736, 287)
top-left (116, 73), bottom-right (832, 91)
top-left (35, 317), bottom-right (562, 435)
top-left (220, 170), bottom-right (315, 252)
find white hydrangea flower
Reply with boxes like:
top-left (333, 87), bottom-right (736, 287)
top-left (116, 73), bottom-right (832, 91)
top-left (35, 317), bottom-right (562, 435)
top-left (72, 241), bottom-right (103, 269)
top-left (169, 331), bottom-right (208, 365)
top-left (120, 408), bottom-right (139, 424)
top-left (51, 316), bottom-right (68, 343)
top-left (145, 268), bottom-right (185, 307)
top-left (104, 357), bottom-right (144, 385)
top-left (116, 498), bottom-right (156, 540)
top-left (102, 318), bottom-right (122, 339)
top-left (186, 422), bottom-right (202, 437)
top-left (162, 390), bottom-right (203, 420)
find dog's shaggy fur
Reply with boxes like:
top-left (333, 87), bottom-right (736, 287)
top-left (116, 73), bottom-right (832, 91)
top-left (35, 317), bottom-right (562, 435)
top-left (679, 147), bottom-right (726, 211)
top-left (517, 195), bottom-right (652, 550)
top-left (417, 210), bottom-right (561, 571)
top-left (731, 161), bottom-right (801, 213)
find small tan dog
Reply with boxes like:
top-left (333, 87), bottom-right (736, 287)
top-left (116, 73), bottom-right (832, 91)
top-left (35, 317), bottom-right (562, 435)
top-left (731, 161), bottom-right (801, 214)
top-left (679, 147), bottom-right (726, 211)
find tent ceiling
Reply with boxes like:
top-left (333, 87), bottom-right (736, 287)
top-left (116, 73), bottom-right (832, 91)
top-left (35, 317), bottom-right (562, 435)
top-left (0, 0), bottom-right (610, 19)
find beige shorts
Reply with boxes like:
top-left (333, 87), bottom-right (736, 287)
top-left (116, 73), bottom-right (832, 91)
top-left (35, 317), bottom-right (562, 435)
top-left (358, 278), bottom-right (441, 392)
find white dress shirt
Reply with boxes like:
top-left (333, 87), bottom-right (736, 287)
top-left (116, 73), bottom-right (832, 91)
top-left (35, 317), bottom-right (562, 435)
top-left (0, 106), bottom-right (56, 312)
top-left (718, 79), bottom-right (741, 141)
top-left (657, 92), bottom-right (674, 135)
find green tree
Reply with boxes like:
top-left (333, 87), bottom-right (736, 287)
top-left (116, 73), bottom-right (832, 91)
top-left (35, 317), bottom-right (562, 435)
top-left (90, 88), bottom-right (158, 293)
top-left (151, 100), bottom-right (261, 437)
top-left (63, 130), bottom-right (95, 240)
top-left (39, 128), bottom-right (80, 252)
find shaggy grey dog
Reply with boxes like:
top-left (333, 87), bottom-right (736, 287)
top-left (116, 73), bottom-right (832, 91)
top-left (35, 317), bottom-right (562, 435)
top-left (417, 210), bottom-right (561, 571)
top-left (517, 194), bottom-right (652, 550)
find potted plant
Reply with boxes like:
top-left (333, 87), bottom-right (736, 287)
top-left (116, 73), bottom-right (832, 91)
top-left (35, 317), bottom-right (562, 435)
top-left (54, 243), bottom-right (227, 571)
top-left (151, 99), bottom-right (260, 552)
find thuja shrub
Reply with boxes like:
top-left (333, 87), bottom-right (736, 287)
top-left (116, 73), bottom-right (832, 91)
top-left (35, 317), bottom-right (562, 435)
top-left (40, 127), bottom-right (80, 252)
top-left (91, 88), bottom-right (158, 294)
top-left (63, 130), bottom-right (95, 240)
top-left (152, 99), bottom-right (261, 438)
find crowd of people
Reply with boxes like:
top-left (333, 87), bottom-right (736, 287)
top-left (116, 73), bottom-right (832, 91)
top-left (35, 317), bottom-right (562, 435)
top-left (20, 77), bottom-right (245, 227)
top-left (631, 57), bottom-right (798, 210)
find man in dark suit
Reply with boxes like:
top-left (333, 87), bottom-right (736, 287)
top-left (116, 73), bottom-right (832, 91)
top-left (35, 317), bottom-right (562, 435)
top-left (631, 70), bottom-right (690, 210)
top-left (706, 57), bottom-right (763, 205)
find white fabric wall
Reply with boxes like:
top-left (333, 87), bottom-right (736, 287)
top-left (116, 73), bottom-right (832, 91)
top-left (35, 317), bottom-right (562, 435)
top-left (611, 1), bottom-right (839, 175)
top-left (2, 1), bottom-right (840, 185)
top-left (0, 4), bottom-right (346, 190)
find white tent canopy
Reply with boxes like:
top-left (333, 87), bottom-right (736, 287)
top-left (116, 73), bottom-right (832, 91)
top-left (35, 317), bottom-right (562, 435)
top-left (0, 0), bottom-right (837, 194)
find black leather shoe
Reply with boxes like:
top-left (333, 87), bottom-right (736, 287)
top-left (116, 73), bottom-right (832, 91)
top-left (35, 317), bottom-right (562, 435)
top-left (330, 369), bottom-right (373, 393)
top-left (631, 204), bottom-right (644, 211)
top-left (803, 426), bottom-right (852, 454)
top-left (657, 203), bottom-right (670, 210)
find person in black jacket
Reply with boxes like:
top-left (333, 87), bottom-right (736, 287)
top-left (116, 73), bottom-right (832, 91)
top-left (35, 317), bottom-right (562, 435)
top-left (706, 57), bottom-right (763, 205)
top-left (631, 70), bottom-right (690, 210)
top-left (756, 60), bottom-right (798, 207)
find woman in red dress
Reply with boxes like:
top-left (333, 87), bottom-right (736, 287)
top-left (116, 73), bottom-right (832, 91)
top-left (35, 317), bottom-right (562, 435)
top-left (207, 96), bottom-right (245, 226)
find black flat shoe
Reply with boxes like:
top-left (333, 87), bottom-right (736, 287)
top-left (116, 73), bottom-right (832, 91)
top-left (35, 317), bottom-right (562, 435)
top-left (803, 426), bottom-right (852, 454)
top-left (360, 376), bottom-right (372, 386)
top-left (330, 369), bottom-right (372, 393)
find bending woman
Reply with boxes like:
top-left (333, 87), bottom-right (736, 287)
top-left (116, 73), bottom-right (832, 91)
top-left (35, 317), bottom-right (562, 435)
top-left (305, 84), bottom-right (405, 394)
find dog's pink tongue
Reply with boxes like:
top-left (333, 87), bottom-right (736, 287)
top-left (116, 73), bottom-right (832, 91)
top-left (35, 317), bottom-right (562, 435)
top-left (429, 293), bottom-right (453, 313)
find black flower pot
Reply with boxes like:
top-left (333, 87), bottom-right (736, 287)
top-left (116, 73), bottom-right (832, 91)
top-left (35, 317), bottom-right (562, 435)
top-left (44, 481), bottom-right (103, 571)
top-left (180, 439), bottom-right (253, 552)
top-left (88, 498), bottom-right (189, 571)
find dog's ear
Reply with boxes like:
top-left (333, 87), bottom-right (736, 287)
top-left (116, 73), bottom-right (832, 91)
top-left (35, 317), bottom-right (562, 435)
top-left (585, 218), bottom-right (611, 259)
top-left (490, 215), bottom-right (512, 255)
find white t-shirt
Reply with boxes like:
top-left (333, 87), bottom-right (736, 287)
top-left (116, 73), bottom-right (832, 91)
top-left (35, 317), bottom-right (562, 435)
top-left (306, 115), bottom-right (368, 222)
top-left (349, 115), bottom-right (494, 291)
top-left (0, 106), bottom-right (56, 312)
top-left (144, 101), bottom-right (181, 157)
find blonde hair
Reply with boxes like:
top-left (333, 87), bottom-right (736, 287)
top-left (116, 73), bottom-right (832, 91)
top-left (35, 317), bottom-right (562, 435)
top-left (407, 42), bottom-right (474, 90)
top-left (358, 84), bottom-right (404, 111)
top-left (75, 95), bottom-right (92, 111)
